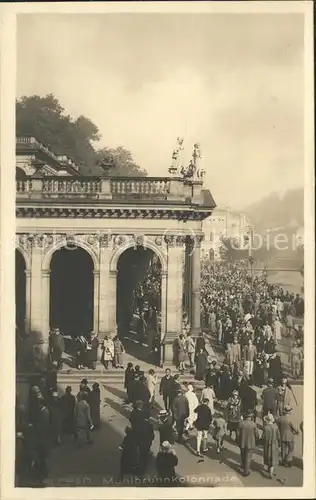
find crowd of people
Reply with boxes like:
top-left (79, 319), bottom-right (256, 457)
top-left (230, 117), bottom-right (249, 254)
top-left (118, 360), bottom-right (302, 482)
top-left (16, 375), bottom-right (101, 486)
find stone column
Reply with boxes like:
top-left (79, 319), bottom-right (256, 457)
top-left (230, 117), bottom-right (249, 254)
top-left (108, 270), bottom-right (117, 337)
top-left (98, 234), bottom-right (112, 338)
top-left (30, 242), bottom-right (43, 336)
top-left (160, 270), bottom-right (167, 341)
top-left (164, 235), bottom-right (185, 363)
top-left (24, 269), bottom-right (31, 334)
top-left (93, 270), bottom-right (100, 333)
top-left (191, 235), bottom-right (203, 335)
top-left (41, 269), bottom-right (51, 355)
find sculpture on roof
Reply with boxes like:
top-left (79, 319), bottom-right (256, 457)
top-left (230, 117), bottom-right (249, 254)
top-left (181, 142), bottom-right (205, 180)
top-left (168, 137), bottom-right (184, 176)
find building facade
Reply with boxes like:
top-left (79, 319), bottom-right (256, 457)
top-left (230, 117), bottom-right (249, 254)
top-left (201, 207), bottom-right (252, 260)
top-left (16, 137), bottom-right (216, 363)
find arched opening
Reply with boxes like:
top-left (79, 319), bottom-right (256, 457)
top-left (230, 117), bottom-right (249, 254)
top-left (50, 247), bottom-right (94, 335)
top-left (15, 249), bottom-right (26, 334)
top-left (16, 167), bottom-right (27, 179)
top-left (116, 245), bottom-right (162, 361)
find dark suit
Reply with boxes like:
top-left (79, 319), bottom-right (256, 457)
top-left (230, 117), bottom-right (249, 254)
top-left (277, 414), bottom-right (299, 465)
top-left (238, 419), bottom-right (259, 475)
top-left (171, 394), bottom-right (189, 440)
top-left (159, 376), bottom-right (174, 411)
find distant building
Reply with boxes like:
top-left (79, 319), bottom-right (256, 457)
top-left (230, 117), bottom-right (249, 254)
top-left (201, 207), bottom-right (252, 260)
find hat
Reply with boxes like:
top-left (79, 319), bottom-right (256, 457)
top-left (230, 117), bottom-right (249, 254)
top-left (158, 410), bottom-right (168, 417)
top-left (232, 390), bottom-right (239, 396)
top-left (81, 379), bottom-right (88, 384)
top-left (161, 441), bottom-right (171, 449)
top-left (263, 413), bottom-right (275, 424)
top-left (245, 410), bottom-right (254, 418)
top-left (267, 378), bottom-right (274, 385)
top-left (52, 392), bottom-right (58, 397)
top-left (284, 405), bottom-right (293, 413)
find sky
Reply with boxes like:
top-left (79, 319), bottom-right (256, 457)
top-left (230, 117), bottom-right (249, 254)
top-left (16, 13), bottom-right (304, 209)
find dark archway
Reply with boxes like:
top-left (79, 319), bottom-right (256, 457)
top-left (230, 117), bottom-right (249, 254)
top-left (116, 246), bottom-right (162, 359)
top-left (15, 249), bottom-right (26, 334)
top-left (50, 247), bottom-right (94, 335)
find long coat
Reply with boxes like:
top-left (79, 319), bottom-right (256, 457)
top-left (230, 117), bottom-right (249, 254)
top-left (262, 423), bottom-right (280, 467)
top-left (60, 392), bottom-right (76, 434)
top-left (195, 352), bottom-right (208, 381)
top-left (146, 374), bottom-right (157, 400)
top-left (88, 388), bottom-right (101, 427)
top-left (75, 400), bottom-right (92, 429)
top-left (101, 339), bottom-right (114, 362)
top-left (113, 339), bottom-right (125, 366)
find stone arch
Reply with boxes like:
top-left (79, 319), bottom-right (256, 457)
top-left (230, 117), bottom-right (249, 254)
top-left (110, 240), bottom-right (167, 274)
top-left (15, 244), bottom-right (31, 270)
top-left (42, 238), bottom-right (99, 272)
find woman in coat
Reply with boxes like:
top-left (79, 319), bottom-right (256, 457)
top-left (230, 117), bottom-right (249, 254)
top-left (101, 335), bottom-right (114, 369)
top-left (226, 390), bottom-right (242, 442)
top-left (113, 336), bottom-right (125, 369)
top-left (184, 384), bottom-right (199, 430)
top-left (146, 369), bottom-right (157, 404)
top-left (176, 334), bottom-right (187, 373)
top-left (87, 332), bottom-right (99, 370)
top-left (195, 349), bottom-right (208, 381)
top-left (124, 363), bottom-right (135, 403)
top-left (88, 382), bottom-right (101, 429)
top-left (262, 413), bottom-right (280, 478)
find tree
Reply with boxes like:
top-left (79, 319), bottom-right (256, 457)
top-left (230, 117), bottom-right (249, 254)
top-left (16, 94), bottom-right (147, 177)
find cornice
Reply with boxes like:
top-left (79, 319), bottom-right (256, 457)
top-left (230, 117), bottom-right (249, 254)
top-left (16, 206), bottom-right (212, 221)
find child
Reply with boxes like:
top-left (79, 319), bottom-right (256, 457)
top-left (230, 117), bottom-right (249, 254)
top-left (212, 411), bottom-right (227, 453)
top-left (158, 410), bottom-right (175, 449)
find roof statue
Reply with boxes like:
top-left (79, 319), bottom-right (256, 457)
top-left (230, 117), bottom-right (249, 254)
top-left (168, 137), bottom-right (184, 176)
top-left (181, 142), bottom-right (205, 181)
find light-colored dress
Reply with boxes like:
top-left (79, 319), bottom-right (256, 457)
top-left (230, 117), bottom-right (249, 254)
top-left (185, 389), bottom-right (199, 428)
top-left (201, 387), bottom-right (216, 414)
top-left (102, 339), bottom-right (114, 361)
top-left (146, 373), bottom-right (157, 401)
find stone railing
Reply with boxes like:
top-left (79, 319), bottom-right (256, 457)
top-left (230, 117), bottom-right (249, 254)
top-left (16, 175), bottom-right (207, 204)
top-left (110, 177), bottom-right (170, 199)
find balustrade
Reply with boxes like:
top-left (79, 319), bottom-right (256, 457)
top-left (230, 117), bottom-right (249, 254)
top-left (110, 178), bottom-right (170, 198)
top-left (16, 176), bottom-right (198, 203)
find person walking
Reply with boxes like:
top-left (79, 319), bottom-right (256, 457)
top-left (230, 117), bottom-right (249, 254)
top-left (243, 339), bottom-right (257, 381)
top-left (158, 410), bottom-right (175, 448)
top-left (124, 362), bottom-right (135, 403)
top-left (159, 369), bottom-right (174, 411)
top-left (194, 399), bottom-right (213, 456)
top-left (184, 384), bottom-right (199, 431)
top-left (290, 341), bottom-right (303, 379)
top-left (101, 335), bottom-right (114, 369)
top-left (238, 410), bottom-right (259, 477)
top-left (195, 348), bottom-right (208, 381)
top-left (156, 441), bottom-right (178, 484)
top-left (262, 413), bottom-right (280, 479)
top-left (261, 378), bottom-right (278, 416)
top-left (74, 391), bottom-right (93, 448)
top-left (227, 390), bottom-right (242, 442)
top-left (186, 333), bottom-right (196, 368)
top-left (49, 328), bottom-right (65, 370)
top-left (119, 426), bottom-right (138, 478)
top-left (146, 368), bottom-right (157, 405)
top-left (277, 405), bottom-right (299, 467)
top-left (88, 382), bottom-right (101, 430)
top-left (60, 386), bottom-right (76, 440)
top-left (200, 382), bottom-right (216, 415)
top-left (171, 390), bottom-right (189, 443)
top-left (113, 336), bottom-right (125, 369)
top-left (32, 397), bottom-right (51, 484)
top-left (212, 411), bottom-right (228, 453)
top-left (176, 334), bottom-right (187, 373)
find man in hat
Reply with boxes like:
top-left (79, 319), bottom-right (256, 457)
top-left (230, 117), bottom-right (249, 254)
top-left (171, 389), bottom-right (190, 443)
top-left (277, 405), bottom-right (299, 467)
top-left (158, 410), bottom-right (175, 448)
top-left (243, 338), bottom-right (257, 381)
top-left (261, 379), bottom-right (278, 416)
top-left (238, 410), bottom-right (259, 477)
top-left (156, 441), bottom-right (178, 483)
top-left (159, 368), bottom-right (174, 411)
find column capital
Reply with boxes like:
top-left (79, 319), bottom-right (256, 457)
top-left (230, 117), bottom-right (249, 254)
top-left (24, 270), bottom-right (31, 277)
top-left (164, 235), bottom-right (186, 247)
top-left (42, 270), bottom-right (51, 277)
top-left (93, 270), bottom-right (100, 277)
top-left (109, 270), bottom-right (117, 278)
